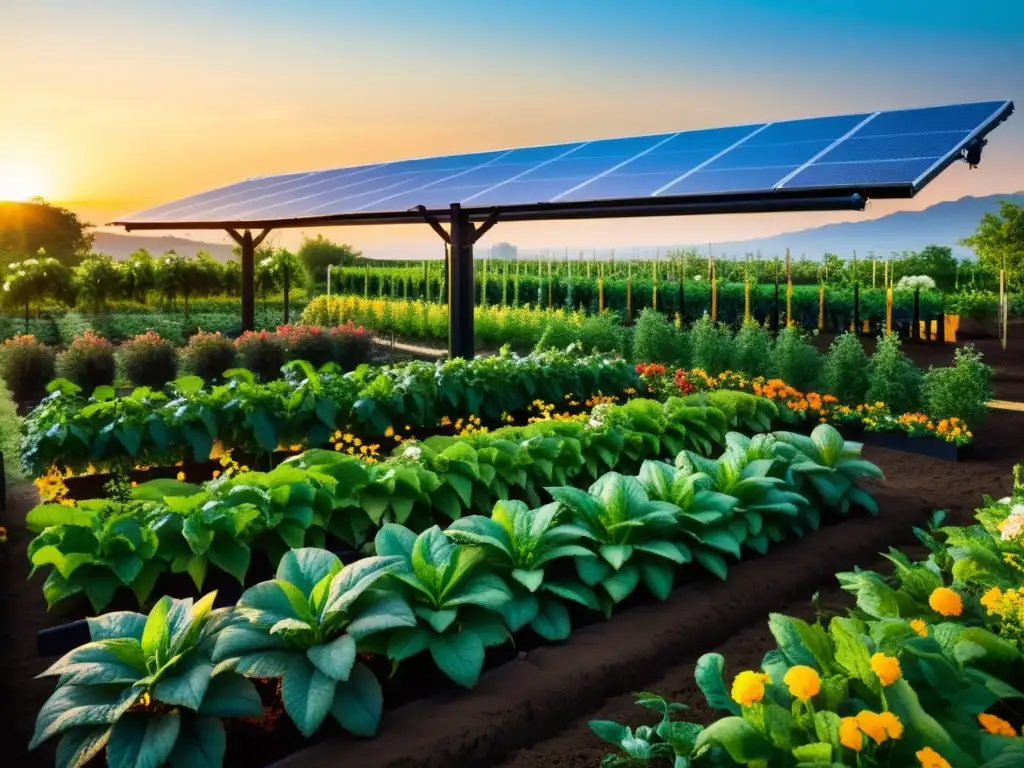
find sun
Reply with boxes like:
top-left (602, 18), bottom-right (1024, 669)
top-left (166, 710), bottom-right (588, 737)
top-left (0, 165), bottom-right (51, 202)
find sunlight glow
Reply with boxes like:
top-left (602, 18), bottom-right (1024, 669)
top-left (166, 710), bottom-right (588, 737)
top-left (0, 164), bottom-right (51, 202)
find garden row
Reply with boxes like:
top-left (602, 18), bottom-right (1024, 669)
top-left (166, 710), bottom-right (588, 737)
top-left (20, 346), bottom-right (640, 480)
top-left (631, 310), bottom-right (994, 431)
top-left (26, 391), bottom-right (769, 614)
top-left (0, 323), bottom-right (373, 407)
top-left (27, 415), bottom-right (883, 768)
top-left (594, 466), bottom-right (1024, 767)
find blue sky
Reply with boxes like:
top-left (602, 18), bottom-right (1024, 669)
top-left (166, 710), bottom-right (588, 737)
top-left (1, 0), bottom-right (1021, 255)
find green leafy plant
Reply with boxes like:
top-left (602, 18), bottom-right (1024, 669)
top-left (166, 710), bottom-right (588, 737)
top-left (369, 524), bottom-right (513, 688)
top-left (31, 592), bottom-right (263, 768)
top-left (770, 326), bottom-right (821, 393)
top-left (446, 499), bottom-right (598, 641)
top-left (548, 472), bottom-right (686, 607)
top-left (865, 333), bottom-right (923, 414)
top-left (632, 308), bottom-right (687, 367)
top-left (212, 548), bottom-right (414, 738)
top-left (589, 692), bottom-right (703, 767)
top-left (822, 331), bottom-right (869, 405)
top-left (689, 313), bottom-right (733, 376)
top-left (730, 318), bottom-right (774, 379)
top-left (922, 344), bottom-right (994, 427)
top-left (235, 329), bottom-right (287, 382)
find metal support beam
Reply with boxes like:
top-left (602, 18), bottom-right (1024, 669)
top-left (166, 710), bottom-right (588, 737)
top-left (448, 204), bottom-right (475, 360)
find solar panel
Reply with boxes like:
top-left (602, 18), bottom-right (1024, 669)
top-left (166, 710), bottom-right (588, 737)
top-left (114, 99), bottom-right (1013, 228)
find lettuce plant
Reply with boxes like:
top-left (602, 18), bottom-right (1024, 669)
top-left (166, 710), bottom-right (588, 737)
top-left (446, 499), bottom-right (598, 640)
top-left (212, 548), bottom-right (413, 738)
top-left (370, 524), bottom-right (513, 688)
top-left (548, 472), bottom-right (686, 606)
top-left (31, 593), bottom-right (262, 768)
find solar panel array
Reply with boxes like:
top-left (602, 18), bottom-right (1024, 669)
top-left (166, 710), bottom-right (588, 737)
top-left (116, 100), bottom-right (1012, 226)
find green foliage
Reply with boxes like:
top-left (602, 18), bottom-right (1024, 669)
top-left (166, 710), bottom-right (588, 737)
top-left (0, 199), bottom-right (93, 266)
top-left (0, 332), bottom-right (54, 402)
top-left (769, 326), bottom-right (821, 393)
top-left (730, 319), bottom-right (774, 379)
top-left (822, 331), bottom-right (868, 405)
top-left (299, 235), bottom-right (362, 286)
top-left (55, 330), bottom-right (116, 395)
top-left (118, 331), bottom-right (179, 390)
top-left (865, 333), bottom-right (923, 414)
top-left (181, 331), bottom-right (238, 384)
top-left (30, 592), bottom-right (262, 768)
top-left (960, 200), bottom-right (1024, 292)
top-left (922, 344), bottom-right (994, 426)
top-left (689, 313), bottom-right (733, 376)
top-left (213, 549), bottom-right (412, 737)
top-left (632, 308), bottom-right (687, 366)
top-left (73, 254), bottom-right (121, 312)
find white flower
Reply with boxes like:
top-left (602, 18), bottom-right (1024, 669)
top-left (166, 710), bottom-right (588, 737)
top-left (997, 497), bottom-right (1012, 505)
top-left (2, 283), bottom-right (8, 292)
top-left (588, 418), bottom-right (603, 428)
top-left (1001, 514), bottom-right (1024, 541)
top-left (403, 445), bottom-right (422, 461)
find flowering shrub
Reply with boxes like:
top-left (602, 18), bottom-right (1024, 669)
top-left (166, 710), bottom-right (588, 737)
top-left (0, 334), bottom-right (55, 403)
top-left (278, 324), bottom-right (337, 368)
top-left (181, 330), bottom-right (238, 382)
top-left (54, 330), bottom-right (116, 394)
top-left (118, 330), bottom-right (178, 389)
top-left (236, 328), bottom-right (287, 382)
top-left (332, 320), bottom-right (372, 369)
top-left (922, 344), bottom-right (993, 427)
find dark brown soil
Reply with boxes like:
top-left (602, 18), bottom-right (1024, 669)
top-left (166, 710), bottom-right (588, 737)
top-left (2, 345), bottom-right (1022, 767)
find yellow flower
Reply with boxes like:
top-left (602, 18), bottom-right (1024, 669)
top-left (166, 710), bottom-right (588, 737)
top-left (342, 433), bottom-right (354, 443)
top-left (730, 671), bottom-right (771, 706)
top-left (917, 747), bottom-right (952, 768)
top-left (212, 470), bottom-right (221, 479)
top-left (839, 717), bottom-right (863, 751)
top-left (240, 465), bottom-right (249, 472)
top-left (176, 471), bottom-right (185, 481)
top-left (870, 653), bottom-right (901, 686)
top-left (978, 712), bottom-right (1016, 736)
top-left (385, 426), bottom-right (394, 437)
top-left (855, 710), bottom-right (902, 744)
top-left (130, 481), bottom-right (137, 488)
top-left (929, 587), bottom-right (963, 617)
top-left (981, 586), bottom-right (1003, 614)
top-left (335, 443), bottom-right (343, 451)
top-left (404, 425), bottom-right (411, 431)
top-left (910, 619), bottom-right (928, 637)
top-left (783, 665), bottom-right (821, 701)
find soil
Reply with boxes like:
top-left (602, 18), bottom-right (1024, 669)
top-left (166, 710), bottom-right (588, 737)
top-left (1, 335), bottom-right (1022, 768)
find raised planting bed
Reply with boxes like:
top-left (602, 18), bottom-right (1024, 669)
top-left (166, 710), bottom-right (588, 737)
top-left (251, 488), bottom-right (930, 768)
top-left (861, 430), bottom-right (972, 461)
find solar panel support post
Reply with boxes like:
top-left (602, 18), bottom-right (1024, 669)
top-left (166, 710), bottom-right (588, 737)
top-left (448, 204), bottom-right (476, 360)
top-left (227, 228), bottom-right (269, 332)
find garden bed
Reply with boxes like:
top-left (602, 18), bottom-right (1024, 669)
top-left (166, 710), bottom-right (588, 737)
top-left (860, 429), bottom-right (973, 461)
top-left (255, 488), bottom-right (933, 768)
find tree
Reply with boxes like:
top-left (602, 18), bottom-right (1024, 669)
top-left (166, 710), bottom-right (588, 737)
top-left (73, 254), bottom-right (121, 312)
top-left (156, 251), bottom-right (223, 313)
top-left (118, 249), bottom-right (158, 304)
top-left (892, 244), bottom-right (959, 292)
top-left (297, 235), bottom-right (361, 287)
top-left (960, 201), bottom-right (1024, 292)
top-left (0, 199), bottom-right (93, 267)
top-left (2, 249), bottom-right (72, 325)
top-left (256, 248), bottom-right (304, 297)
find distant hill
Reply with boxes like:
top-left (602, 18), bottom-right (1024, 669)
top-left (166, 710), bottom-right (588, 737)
top-left (703, 192), bottom-right (1024, 260)
top-left (90, 231), bottom-right (235, 261)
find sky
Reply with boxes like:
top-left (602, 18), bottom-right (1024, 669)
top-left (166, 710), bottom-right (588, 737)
top-left (1, 0), bottom-right (1022, 258)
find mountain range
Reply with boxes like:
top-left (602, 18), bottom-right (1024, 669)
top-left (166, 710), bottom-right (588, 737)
top-left (88, 192), bottom-right (1024, 262)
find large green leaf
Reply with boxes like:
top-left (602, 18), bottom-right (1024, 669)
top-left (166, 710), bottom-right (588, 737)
top-left (306, 634), bottom-right (357, 682)
top-left (166, 718), bottom-right (226, 768)
top-left (694, 653), bottom-right (741, 715)
top-left (106, 711), bottom-right (181, 768)
top-left (429, 628), bottom-right (485, 688)
top-left (330, 662), bottom-right (384, 737)
top-left (281, 657), bottom-right (337, 738)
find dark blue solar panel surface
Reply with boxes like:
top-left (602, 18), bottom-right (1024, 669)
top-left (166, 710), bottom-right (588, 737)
top-left (115, 100), bottom-right (1012, 224)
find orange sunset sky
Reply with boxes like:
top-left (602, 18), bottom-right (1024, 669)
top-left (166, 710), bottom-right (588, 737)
top-left (1, 0), bottom-right (1022, 258)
